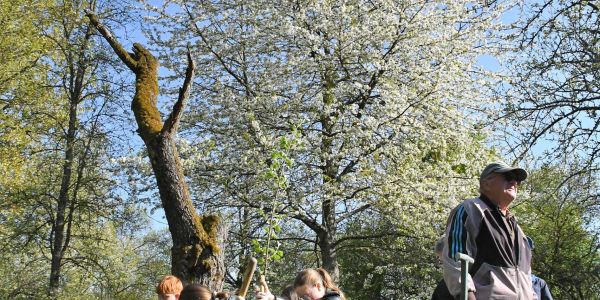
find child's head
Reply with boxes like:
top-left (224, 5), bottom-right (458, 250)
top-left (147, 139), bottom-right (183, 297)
top-left (293, 268), bottom-right (344, 300)
top-left (156, 275), bottom-right (183, 300)
top-left (179, 284), bottom-right (212, 300)
top-left (435, 235), bottom-right (446, 259)
top-left (281, 285), bottom-right (300, 300)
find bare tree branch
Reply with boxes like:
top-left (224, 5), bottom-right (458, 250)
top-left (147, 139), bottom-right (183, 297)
top-left (163, 48), bottom-right (196, 135)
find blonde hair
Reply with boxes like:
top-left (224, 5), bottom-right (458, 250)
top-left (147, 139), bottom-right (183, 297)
top-left (293, 268), bottom-right (346, 300)
top-left (156, 275), bottom-right (183, 295)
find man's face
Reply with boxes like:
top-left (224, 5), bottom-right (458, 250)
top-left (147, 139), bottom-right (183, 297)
top-left (481, 172), bottom-right (520, 205)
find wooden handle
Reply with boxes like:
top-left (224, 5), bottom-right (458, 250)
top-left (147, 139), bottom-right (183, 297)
top-left (238, 257), bottom-right (257, 297)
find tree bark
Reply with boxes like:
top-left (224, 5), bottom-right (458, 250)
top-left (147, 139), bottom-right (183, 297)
top-left (87, 13), bottom-right (225, 288)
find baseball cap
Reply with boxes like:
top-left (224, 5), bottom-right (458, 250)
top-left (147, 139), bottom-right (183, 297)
top-left (479, 161), bottom-right (528, 182)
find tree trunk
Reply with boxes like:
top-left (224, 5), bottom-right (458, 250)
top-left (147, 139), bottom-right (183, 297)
top-left (49, 18), bottom-right (93, 297)
top-left (318, 67), bottom-right (340, 281)
top-left (87, 13), bottom-right (225, 288)
top-left (49, 98), bottom-right (77, 298)
top-left (147, 133), bottom-right (226, 288)
top-left (318, 229), bottom-right (340, 281)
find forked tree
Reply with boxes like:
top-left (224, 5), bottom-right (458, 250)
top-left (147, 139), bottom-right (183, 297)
top-left (86, 12), bottom-right (225, 288)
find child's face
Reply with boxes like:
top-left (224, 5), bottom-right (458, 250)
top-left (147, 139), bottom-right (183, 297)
top-left (295, 282), bottom-right (325, 300)
top-left (158, 294), bottom-right (178, 300)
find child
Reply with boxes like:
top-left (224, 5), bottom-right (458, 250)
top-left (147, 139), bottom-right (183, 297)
top-left (281, 286), bottom-right (302, 300)
top-left (180, 284), bottom-right (246, 300)
top-left (293, 268), bottom-right (345, 300)
top-left (156, 275), bottom-right (184, 300)
top-left (179, 284), bottom-right (212, 300)
top-left (255, 284), bottom-right (300, 300)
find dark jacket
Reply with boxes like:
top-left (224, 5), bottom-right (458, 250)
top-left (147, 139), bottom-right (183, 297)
top-left (322, 290), bottom-right (341, 300)
top-left (442, 195), bottom-right (536, 299)
top-left (431, 279), bottom-right (453, 300)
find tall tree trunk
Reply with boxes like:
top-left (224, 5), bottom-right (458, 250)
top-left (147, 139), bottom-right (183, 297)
top-left (49, 98), bottom-right (77, 298)
top-left (48, 17), bottom-right (93, 297)
top-left (318, 67), bottom-right (340, 281)
top-left (87, 13), bottom-right (225, 288)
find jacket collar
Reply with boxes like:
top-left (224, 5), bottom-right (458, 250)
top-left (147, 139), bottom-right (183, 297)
top-left (479, 194), bottom-right (513, 218)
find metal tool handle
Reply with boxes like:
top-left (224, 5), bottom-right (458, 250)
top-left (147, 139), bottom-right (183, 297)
top-left (456, 252), bottom-right (474, 300)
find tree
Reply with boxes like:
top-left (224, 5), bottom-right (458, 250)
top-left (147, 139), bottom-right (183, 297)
top-left (45, 1), bottom-right (101, 294)
top-left (502, 1), bottom-right (600, 167)
top-left (0, 217), bottom-right (173, 299)
top-left (497, 2), bottom-right (600, 298)
top-left (0, 0), bottom-right (55, 198)
top-left (336, 217), bottom-right (442, 299)
top-left (147, 0), bottom-right (506, 281)
top-left (57, 226), bottom-right (172, 300)
top-left (86, 12), bottom-right (226, 288)
top-left (1, 1), bottom-right (152, 297)
top-left (513, 165), bottom-right (600, 299)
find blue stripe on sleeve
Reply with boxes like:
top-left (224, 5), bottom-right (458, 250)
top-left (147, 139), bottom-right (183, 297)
top-left (448, 204), bottom-right (466, 260)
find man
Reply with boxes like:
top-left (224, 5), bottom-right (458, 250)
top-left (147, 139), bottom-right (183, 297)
top-left (442, 162), bottom-right (536, 299)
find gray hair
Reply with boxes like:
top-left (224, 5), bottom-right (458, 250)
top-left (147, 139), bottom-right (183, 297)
top-left (478, 174), bottom-right (493, 194)
top-left (435, 235), bottom-right (446, 255)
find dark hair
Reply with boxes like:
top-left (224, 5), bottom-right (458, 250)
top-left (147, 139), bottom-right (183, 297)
top-left (293, 268), bottom-right (346, 300)
top-left (179, 284), bottom-right (212, 300)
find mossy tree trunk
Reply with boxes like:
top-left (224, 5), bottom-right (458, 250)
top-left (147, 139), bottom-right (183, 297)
top-left (87, 13), bottom-right (225, 289)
